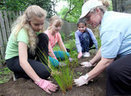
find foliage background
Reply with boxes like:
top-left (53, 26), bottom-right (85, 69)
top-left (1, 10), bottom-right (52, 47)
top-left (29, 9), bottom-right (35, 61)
top-left (0, 0), bottom-right (56, 17)
top-left (58, 0), bottom-right (113, 23)
top-left (0, 0), bottom-right (113, 21)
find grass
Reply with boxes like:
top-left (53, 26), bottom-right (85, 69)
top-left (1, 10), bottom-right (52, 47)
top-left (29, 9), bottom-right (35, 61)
top-left (0, 67), bottom-right (12, 83)
top-left (37, 47), bottom-right (74, 93)
top-left (52, 65), bottom-right (74, 93)
top-left (49, 37), bottom-right (78, 93)
top-left (48, 51), bottom-right (74, 93)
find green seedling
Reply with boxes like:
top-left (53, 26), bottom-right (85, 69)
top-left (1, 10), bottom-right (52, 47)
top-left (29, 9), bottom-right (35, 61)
top-left (38, 48), bottom-right (74, 93)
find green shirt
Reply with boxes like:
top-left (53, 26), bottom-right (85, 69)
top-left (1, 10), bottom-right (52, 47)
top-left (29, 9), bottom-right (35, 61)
top-left (5, 28), bottom-right (29, 60)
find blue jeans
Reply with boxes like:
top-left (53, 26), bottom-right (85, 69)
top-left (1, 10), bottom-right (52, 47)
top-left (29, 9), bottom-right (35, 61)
top-left (49, 51), bottom-right (70, 67)
top-left (80, 32), bottom-right (93, 52)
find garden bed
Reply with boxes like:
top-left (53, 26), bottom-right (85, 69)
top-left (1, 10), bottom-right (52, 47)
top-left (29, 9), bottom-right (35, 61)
top-left (0, 55), bottom-right (106, 96)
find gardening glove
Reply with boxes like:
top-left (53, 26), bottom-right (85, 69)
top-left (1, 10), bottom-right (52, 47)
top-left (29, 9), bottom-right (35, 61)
top-left (69, 57), bottom-right (73, 62)
top-left (74, 74), bottom-right (89, 86)
top-left (78, 52), bottom-right (83, 59)
top-left (35, 79), bottom-right (58, 94)
top-left (80, 61), bottom-right (92, 68)
top-left (59, 62), bottom-right (67, 67)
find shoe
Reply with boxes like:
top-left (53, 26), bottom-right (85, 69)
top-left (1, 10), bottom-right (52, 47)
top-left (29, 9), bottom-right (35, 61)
top-left (83, 52), bottom-right (90, 57)
top-left (12, 74), bottom-right (17, 81)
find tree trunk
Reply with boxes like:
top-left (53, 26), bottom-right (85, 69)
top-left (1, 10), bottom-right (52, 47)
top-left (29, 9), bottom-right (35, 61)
top-left (112, 0), bottom-right (117, 11)
top-left (112, 0), bottom-right (125, 12)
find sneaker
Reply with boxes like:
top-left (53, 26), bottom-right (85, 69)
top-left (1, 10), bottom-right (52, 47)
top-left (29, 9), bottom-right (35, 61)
top-left (83, 52), bottom-right (90, 57)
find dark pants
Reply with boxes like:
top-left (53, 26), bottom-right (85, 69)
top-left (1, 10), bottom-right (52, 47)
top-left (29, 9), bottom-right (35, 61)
top-left (6, 33), bottom-right (50, 79)
top-left (106, 54), bottom-right (131, 96)
top-left (79, 32), bottom-right (93, 52)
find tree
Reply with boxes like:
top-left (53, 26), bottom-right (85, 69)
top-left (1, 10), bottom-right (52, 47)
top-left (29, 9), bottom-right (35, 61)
top-left (58, 0), bottom-right (83, 23)
top-left (112, 0), bottom-right (125, 12)
top-left (0, 0), bottom-right (56, 17)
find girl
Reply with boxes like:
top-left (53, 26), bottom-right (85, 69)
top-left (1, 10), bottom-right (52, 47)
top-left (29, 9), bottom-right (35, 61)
top-left (45, 15), bottom-right (70, 67)
top-left (5, 5), bottom-right (57, 94)
top-left (75, 19), bottom-right (98, 59)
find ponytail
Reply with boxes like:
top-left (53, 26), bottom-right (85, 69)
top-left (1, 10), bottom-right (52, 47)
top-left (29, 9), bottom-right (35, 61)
top-left (101, 0), bottom-right (110, 8)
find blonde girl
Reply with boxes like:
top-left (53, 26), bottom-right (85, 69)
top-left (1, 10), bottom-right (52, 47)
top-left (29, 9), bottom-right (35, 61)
top-left (45, 15), bottom-right (70, 67)
top-left (5, 5), bottom-right (57, 94)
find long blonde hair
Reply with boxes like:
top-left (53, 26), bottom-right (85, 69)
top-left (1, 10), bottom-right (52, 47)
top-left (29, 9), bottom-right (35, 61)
top-left (47, 15), bottom-right (63, 30)
top-left (11, 5), bottom-right (47, 53)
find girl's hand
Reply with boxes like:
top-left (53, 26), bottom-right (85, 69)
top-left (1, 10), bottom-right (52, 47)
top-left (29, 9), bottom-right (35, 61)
top-left (35, 79), bottom-right (58, 94)
top-left (78, 52), bottom-right (83, 59)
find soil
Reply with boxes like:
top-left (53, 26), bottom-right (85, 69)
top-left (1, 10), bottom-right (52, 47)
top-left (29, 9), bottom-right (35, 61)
top-left (0, 54), bottom-right (106, 96)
